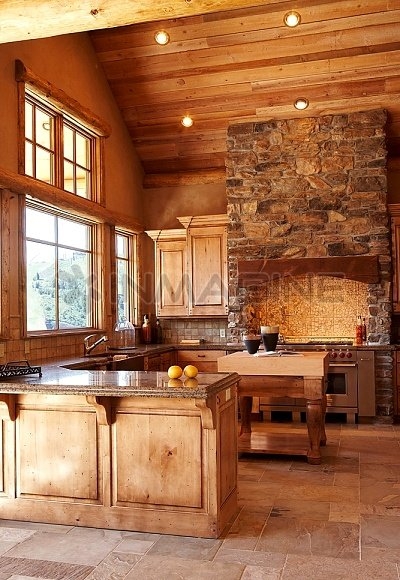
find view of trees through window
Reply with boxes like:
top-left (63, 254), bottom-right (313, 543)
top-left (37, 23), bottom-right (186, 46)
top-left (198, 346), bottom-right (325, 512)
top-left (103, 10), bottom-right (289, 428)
top-left (116, 232), bottom-right (136, 324)
top-left (26, 205), bottom-right (93, 331)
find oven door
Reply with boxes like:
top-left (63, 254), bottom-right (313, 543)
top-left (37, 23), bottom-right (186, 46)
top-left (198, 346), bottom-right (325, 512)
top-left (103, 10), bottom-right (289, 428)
top-left (326, 363), bottom-right (358, 408)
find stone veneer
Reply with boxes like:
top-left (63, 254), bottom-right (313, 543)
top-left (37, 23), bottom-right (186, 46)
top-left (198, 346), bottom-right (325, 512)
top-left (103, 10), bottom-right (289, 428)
top-left (226, 109), bottom-right (393, 418)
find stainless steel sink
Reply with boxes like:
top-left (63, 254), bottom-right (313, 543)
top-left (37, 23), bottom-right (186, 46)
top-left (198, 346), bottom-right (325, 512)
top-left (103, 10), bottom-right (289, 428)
top-left (62, 354), bottom-right (144, 371)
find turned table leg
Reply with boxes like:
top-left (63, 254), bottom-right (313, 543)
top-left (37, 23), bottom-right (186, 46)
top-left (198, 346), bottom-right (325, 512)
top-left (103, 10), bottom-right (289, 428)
top-left (305, 398), bottom-right (323, 464)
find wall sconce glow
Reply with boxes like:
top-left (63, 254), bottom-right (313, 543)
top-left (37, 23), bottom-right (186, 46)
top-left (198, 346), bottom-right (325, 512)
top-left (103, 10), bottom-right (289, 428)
top-left (284, 11), bottom-right (301, 27)
top-left (181, 115), bottom-right (193, 127)
top-left (294, 98), bottom-right (309, 110)
top-left (154, 30), bottom-right (170, 45)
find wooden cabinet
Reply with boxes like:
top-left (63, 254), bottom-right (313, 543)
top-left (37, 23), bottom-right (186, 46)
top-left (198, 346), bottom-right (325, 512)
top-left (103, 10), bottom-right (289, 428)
top-left (390, 209), bottom-right (400, 312)
top-left (146, 214), bottom-right (228, 318)
top-left (145, 229), bottom-right (188, 317)
top-left (144, 349), bottom-right (176, 371)
top-left (177, 349), bottom-right (226, 373)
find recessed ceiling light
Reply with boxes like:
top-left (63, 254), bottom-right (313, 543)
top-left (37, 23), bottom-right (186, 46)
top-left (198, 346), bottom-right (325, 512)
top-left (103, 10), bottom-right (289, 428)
top-left (294, 98), bottom-right (309, 110)
top-left (154, 30), bottom-right (170, 45)
top-left (284, 11), bottom-right (301, 27)
top-left (181, 115), bottom-right (193, 127)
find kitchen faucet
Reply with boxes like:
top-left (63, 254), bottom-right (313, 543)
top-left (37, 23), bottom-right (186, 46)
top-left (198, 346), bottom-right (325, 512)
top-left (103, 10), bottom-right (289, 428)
top-left (83, 334), bottom-right (108, 356)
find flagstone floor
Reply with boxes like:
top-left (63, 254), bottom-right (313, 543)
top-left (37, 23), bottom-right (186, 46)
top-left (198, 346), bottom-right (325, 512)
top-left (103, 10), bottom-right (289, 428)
top-left (0, 421), bottom-right (400, 579)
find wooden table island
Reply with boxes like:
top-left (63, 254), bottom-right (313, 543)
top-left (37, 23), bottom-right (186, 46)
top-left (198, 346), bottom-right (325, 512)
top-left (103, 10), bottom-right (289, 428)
top-left (217, 350), bottom-right (329, 464)
top-left (0, 366), bottom-right (240, 538)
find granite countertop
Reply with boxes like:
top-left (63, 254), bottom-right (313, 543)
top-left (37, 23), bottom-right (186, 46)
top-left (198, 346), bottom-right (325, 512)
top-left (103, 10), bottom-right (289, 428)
top-left (0, 362), bottom-right (240, 399)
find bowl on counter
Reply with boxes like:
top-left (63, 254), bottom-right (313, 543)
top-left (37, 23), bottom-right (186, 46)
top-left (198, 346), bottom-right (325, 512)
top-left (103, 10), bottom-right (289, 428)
top-left (243, 335), bottom-right (261, 354)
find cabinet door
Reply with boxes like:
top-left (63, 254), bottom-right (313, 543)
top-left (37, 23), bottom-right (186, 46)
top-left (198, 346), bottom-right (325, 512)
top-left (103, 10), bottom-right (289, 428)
top-left (156, 239), bottom-right (188, 317)
top-left (187, 225), bottom-right (228, 316)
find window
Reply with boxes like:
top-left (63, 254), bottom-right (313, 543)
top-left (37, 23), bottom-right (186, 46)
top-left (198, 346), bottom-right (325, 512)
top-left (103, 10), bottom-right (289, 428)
top-left (24, 89), bottom-right (96, 200)
top-left (116, 231), bottom-right (137, 325)
top-left (26, 202), bottom-right (96, 332)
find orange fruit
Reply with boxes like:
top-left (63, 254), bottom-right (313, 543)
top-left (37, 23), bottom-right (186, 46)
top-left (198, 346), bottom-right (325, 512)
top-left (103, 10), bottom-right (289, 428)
top-left (183, 364), bottom-right (198, 378)
top-left (167, 365), bottom-right (183, 379)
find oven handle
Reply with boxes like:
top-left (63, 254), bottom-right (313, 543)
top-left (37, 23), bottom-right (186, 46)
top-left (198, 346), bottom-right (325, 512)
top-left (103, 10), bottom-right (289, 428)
top-left (329, 363), bottom-right (357, 368)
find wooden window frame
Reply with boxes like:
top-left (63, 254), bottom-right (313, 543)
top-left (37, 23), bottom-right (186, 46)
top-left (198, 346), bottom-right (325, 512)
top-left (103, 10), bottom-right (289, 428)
top-left (15, 59), bottom-right (110, 205)
top-left (24, 198), bottom-right (104, 335)
top-left (115, 229), bottom-right (138, 326)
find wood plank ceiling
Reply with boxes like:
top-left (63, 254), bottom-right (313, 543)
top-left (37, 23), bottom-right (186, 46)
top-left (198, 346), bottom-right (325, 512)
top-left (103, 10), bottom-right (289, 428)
top-left (88, 0), bottom-right (400, 186)
top-left (3, 1), bottom-right (400, 186)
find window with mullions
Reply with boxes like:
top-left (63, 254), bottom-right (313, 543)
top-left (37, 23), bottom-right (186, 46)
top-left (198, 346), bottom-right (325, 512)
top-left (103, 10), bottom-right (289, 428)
top-left (24, 89), bottom-right (94, 199)
top-left (116, 231), bottom-right (137, 325)
top-left (26, 204), bottom-right (95, 332)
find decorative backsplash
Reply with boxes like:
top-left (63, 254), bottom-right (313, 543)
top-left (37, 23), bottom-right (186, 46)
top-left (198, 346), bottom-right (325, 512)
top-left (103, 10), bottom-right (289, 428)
top-left (243, 275), bottom-right (369, 341)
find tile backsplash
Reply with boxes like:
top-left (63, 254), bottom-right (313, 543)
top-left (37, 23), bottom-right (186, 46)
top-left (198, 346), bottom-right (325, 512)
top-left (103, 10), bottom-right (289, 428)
top-left (242, 275), bottom-right (369, 341)
top-left (159, 318), bottom-right (227, 344)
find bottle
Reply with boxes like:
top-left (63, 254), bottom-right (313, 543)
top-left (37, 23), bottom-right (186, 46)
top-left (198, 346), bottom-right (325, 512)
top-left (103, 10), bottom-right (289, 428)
top-left (155, 318), bottom-right (163, 344)
top-left (114, 319), bottom-right (136, 349)
top-left (142, 314), bottom-right (152, 344)
top-left (361, 317), bottom-right (367, 343)
top-left (355, 315), bottom-right (363, 346)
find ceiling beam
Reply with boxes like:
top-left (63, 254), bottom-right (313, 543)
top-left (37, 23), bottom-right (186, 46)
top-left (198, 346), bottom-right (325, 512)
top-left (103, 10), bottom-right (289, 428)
top-left (0, 0), bottom-right (271, 44)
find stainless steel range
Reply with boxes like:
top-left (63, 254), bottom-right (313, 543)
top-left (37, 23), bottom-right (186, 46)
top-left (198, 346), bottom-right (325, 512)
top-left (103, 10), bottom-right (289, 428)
top-left (259, 341), bottom-right (375, 423)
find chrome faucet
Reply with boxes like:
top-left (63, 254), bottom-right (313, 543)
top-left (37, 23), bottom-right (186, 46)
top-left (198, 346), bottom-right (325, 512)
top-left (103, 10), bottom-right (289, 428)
top-left (83, 334), bottom-right (108, 356)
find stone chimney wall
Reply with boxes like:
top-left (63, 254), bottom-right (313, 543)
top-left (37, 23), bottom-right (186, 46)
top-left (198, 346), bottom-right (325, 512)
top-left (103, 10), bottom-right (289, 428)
top-left (226, 110), bottom-right (392, 418)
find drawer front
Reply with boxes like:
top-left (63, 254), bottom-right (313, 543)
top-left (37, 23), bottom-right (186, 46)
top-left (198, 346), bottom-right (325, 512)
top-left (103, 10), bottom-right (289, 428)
top-left (177, 350), bottom-right (225, 363)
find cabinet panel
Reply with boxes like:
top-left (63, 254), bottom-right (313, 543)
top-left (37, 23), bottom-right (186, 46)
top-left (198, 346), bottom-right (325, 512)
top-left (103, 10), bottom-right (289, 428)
top-left (187, 224), bottom-right (228, 317)
top-left (114, 412), bottom-right (202, 507)
top-left (157, 239), bottom-right (188, 316)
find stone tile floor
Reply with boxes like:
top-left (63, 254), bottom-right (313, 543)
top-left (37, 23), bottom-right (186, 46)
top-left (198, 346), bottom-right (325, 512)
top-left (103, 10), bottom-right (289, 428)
top-left (0, 421), bottom-right (400, 579)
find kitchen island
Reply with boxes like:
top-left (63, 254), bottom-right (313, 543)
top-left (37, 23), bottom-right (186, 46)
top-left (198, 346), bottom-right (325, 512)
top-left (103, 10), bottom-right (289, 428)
top-left (217, 350), bottom-right (329, 464)
top-left (0, 366), bottom-right (239, 538)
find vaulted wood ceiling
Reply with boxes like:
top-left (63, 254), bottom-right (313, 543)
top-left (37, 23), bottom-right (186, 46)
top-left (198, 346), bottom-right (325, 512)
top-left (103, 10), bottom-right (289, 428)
top-left (3, 1), bottom-right (400, 186)
top-left (88, 0), bottom-right (400, 186)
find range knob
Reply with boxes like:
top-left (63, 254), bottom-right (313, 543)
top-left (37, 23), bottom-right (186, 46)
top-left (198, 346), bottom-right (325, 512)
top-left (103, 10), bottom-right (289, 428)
top-left (346, 349), bottom-right (353, 359)
top-left (330, 350), bottom-right (337, 359)
top-left (338, 350), bottom-right (346, 359)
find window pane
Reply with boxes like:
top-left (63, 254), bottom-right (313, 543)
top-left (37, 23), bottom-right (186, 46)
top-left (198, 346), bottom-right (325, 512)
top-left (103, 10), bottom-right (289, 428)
top-left (35, 109), bottom-right (52, 149)
top-left (25, 142), bottom-right (33, 177)
top-left (64, 125), bottom-right (74, 161)
top-left (26, 208), bottom-right (56, 242)
top-left (58, 248), bottom-right (91, 328)
top-left (36, 147), bottom-right (53, 184)
top-left (26, 241), bottom-right (56, 331)
top-left (63, 160), bottom-right (75, 193)
top-left (116, 234), bottom-right (128, 258)
top-left (58, 218), bottom-right (90, 250)
top-left (117, 258), bottom-right (129, 322)
top-left (25, 101), bottom-right (33, 141)
top-left (76, 166), bottom-right (89, 198)
top-left (76, 133), bottom-right (90, 169)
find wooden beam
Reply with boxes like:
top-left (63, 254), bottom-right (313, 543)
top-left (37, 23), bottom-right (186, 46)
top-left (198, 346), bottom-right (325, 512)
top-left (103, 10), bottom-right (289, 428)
top-left (143, 168), bottom-right (226, 188)
top-left (237, 255), bottom-right (380, 286)
top-left (0, 0), bottom-right (271, 44)
top-left (0, 168), bottom-right (143, 232)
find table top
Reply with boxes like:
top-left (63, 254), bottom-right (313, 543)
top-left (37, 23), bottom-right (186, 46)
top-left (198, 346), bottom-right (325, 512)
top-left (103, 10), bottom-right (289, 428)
top-left (217, 350), bottom-right (329, 377)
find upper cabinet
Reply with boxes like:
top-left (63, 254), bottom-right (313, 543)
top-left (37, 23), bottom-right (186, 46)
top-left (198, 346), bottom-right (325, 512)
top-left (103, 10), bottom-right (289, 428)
top-left (145, 229), bottom-right (188, 317)
top-left (146, 214), bottom-right (228, 317)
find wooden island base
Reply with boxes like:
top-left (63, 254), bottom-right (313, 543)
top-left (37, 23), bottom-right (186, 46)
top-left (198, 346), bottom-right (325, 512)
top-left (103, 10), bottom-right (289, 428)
top-left (0, 371), bottom-right (239, 539)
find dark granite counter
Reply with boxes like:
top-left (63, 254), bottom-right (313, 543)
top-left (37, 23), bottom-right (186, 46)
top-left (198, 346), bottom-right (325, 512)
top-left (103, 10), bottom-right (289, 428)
top-left (0, 363), bottom-right (239, 399)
